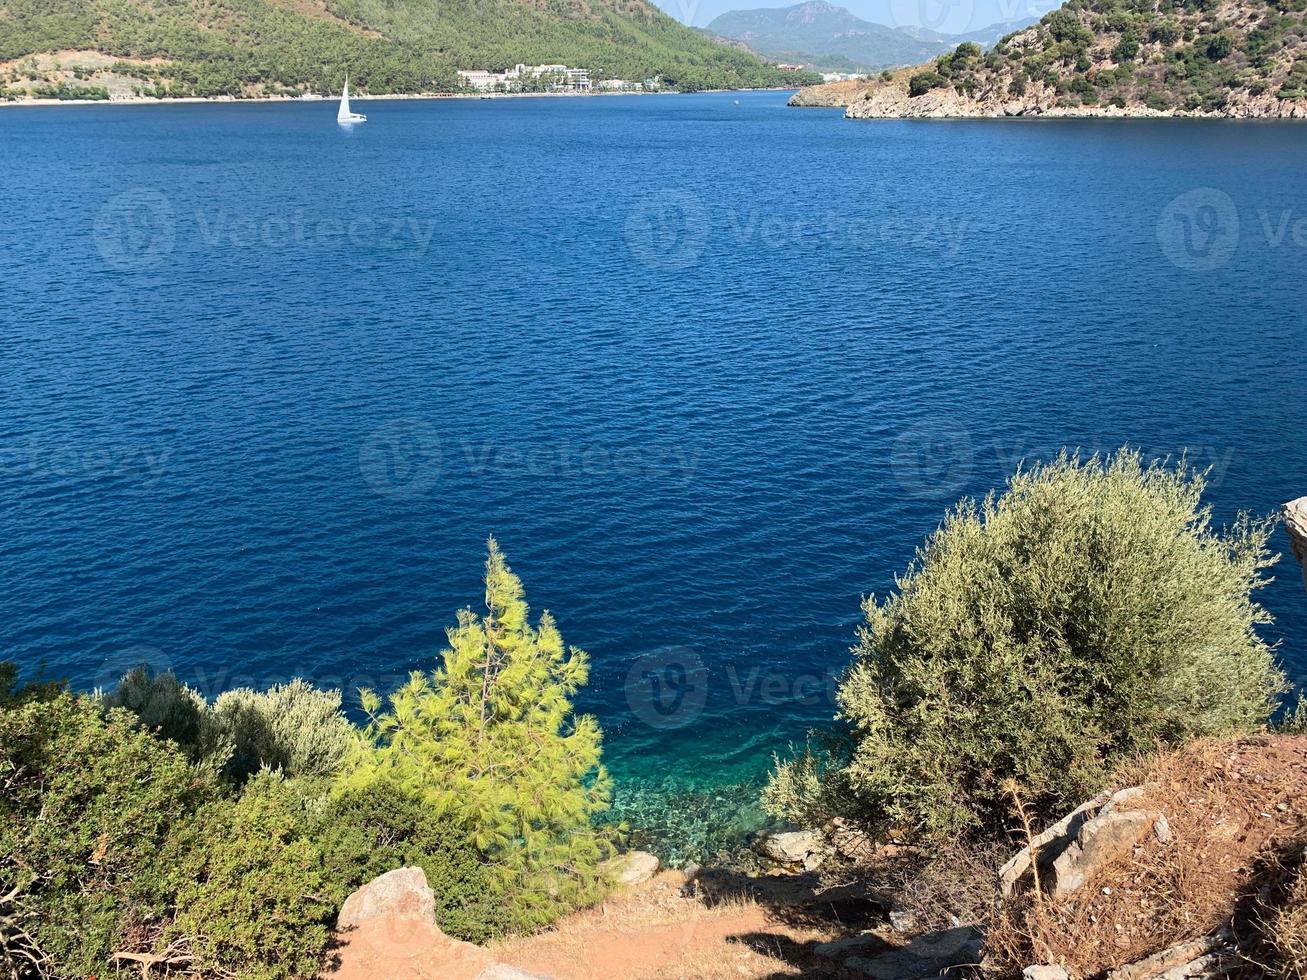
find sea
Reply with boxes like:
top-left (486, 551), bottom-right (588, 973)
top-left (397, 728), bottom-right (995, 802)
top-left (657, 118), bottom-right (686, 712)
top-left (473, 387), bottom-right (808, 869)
top-left (2, 90), bottom-right (1305, 857)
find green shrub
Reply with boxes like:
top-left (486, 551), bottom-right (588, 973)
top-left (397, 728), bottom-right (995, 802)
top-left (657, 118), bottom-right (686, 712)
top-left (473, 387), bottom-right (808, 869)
top-left (1115, 32), bottom-right (1142, 60)
top-left (166, 772), bottom-right (342, 980)
top-left (318, 780), bottom-right (515, 942)
top-left (208, 680), bottom-right (357, 781)
top-left (346, 540), bottom-right (613, 931)
top-left (765, 450), bottom-right (1284, 839)
top-left (0, 693), bottom-right (217, 976)
top-left (104, 665), bottom-right (207, 751)
top-left (909, 70), bottom-right (944, 96)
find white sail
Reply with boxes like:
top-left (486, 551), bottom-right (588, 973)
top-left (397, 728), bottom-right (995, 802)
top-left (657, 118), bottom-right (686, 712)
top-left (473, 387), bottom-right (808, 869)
top-left (337, 75), bottom-right (366, 123)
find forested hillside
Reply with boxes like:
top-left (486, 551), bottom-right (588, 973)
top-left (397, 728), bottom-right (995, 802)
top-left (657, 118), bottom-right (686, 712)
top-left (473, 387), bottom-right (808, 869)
top-left (0, 0), bottom-right (809, 99)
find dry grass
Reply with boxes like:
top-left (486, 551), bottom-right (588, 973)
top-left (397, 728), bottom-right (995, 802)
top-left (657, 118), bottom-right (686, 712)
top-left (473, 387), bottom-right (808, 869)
top-left (986, 735), bottom-right (1307, 978)
top-left (487, 871), bottom-right (853, 979)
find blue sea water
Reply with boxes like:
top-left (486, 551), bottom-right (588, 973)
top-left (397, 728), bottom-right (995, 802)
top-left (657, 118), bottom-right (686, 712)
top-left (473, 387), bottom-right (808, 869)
top-left (2, 91), bottom-right (1305, 850)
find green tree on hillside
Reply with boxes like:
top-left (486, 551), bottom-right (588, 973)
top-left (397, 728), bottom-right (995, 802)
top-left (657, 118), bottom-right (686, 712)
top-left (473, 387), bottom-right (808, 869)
top-left (765, 450), bottom-right (1285, 840)
top-left (346, 539), bottom-right (612, 928)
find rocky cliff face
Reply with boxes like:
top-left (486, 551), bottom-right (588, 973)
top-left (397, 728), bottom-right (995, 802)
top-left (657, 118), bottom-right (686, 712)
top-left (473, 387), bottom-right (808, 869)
top-left (790, 0), bottom-right (1307, 119)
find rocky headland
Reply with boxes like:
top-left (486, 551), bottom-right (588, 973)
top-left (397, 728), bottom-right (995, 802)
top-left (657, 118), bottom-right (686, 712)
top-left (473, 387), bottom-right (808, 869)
top-left (790, 0), bottom-right (1307, 119)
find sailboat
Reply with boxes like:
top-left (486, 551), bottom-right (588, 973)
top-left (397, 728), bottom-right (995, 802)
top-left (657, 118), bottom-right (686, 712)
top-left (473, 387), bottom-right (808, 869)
top-left (337, 75), bottom-right (367, 124)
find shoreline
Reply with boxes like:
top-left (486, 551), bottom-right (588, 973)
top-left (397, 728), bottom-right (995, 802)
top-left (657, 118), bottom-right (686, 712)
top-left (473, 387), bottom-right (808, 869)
top-left (0, 87), bottom-right (795, 109)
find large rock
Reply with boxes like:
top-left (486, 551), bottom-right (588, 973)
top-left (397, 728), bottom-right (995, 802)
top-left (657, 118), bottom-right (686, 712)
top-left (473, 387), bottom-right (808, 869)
top-left (751, 829), bottom-right (826, 871)
top-left (1051, 809), bottom-right (1156, 896)
top-left (843, 925), bottom-right (983, 979)
top-left (1285, 497), bottom-right (1307, 594)
top-left (338, 867), bottom-right (436, 928)
top-left (1001, 787), bottom-right (1166, 898)
top-left (603, 850), bottom-right (660, 886)
top-left (331, 867), bottom-right (494, 980)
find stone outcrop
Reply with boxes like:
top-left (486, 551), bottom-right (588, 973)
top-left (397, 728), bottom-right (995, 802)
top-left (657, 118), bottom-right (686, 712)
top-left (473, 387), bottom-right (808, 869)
top-left (1000, 787), bottom-right (1167, 898)
top-left (602, 850), bottom-right (660, 886)
top-left (1050, 808), bottom-right (1156, 896)
top-left (330, 867), bottom-right (540, 980)
top-left (751, 828), bottom-right (826, 871)
top-left (1108, 930), bottom-right (1236, 979)
top-left (1285, 497), bottom-right (1307, 594)
top-left (843, 925), bottom-right (983, 979)
top-left (338, 867), bottom-right (436, 929)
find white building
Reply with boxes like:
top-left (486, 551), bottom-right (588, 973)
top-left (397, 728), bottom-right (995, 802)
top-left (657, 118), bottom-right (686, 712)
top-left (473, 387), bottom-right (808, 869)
top-left (458, 64), bottom-right (593, 93)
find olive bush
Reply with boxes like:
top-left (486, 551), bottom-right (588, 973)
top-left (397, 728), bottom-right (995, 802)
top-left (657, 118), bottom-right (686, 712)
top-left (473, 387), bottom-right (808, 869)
top-left (765, 450), bottom-right (1284, 838)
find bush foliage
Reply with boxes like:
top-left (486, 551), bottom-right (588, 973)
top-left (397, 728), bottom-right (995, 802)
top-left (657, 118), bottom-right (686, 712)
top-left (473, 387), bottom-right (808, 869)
top-left (765, 450), bottom-right (1285, 838)
top-left (0, 541), bottom-right (613, 978)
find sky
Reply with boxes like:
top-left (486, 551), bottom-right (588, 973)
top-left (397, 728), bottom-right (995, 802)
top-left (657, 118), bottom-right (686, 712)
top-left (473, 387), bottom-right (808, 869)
top-left (653, 0), bottom-right (1062, 33)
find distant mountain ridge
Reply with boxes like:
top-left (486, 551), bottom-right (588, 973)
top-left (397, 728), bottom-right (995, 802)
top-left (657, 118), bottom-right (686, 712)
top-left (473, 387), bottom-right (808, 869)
top-left (705, 0), bottom-right (1040, 71)
top-left (0, 0), bottom-right (811, 100)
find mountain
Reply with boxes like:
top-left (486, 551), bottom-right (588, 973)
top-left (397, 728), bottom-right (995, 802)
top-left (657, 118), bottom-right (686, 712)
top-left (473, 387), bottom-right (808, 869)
top-left (0, 0), bottom-right (812, 100)
top-left (790, 0), bottom-right (1307, 116)
top-left (705, 0), bottom-right (1039, 71)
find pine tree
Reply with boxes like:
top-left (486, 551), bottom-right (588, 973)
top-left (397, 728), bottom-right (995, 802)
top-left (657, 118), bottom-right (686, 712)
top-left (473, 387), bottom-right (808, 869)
top-left (347, 539), bottom-right (612, 927)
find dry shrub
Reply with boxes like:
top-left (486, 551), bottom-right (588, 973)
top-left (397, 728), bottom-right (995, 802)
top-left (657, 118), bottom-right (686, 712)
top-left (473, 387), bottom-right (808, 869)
top-left (1266, 860), bottom-right (1307, 978)
top-left (889, 840), bottom-right (1008, 934)
top-left (986, 735), bottom-right (1307, 978)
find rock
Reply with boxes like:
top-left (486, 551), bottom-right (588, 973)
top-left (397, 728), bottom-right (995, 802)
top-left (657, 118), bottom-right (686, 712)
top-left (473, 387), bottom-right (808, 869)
top-left (603, 850), bottom-right (660, 886)
top-left (1051, 809), bottom-right (1157, 896)
top-left (332, 867), bottom-right (494, 979)
top-left (752, 829), bottom-right (825, 870)
top-left (1284, 497), bottom-right (1307, 594)
top-left (843, 925), bottom-right (983, 980)
top-left (1024, 967), bottom-right (1070, 980)
top-left (476, 966), bottom-right (552, 980)
top-left (889, 907), bottom-right (919, 934)
top-left (814, 932), bottom-right (892, 959)
top-left (338, 866), bottom-right (436, 928)
top-left (1109, 930), bottom-right (1234, 979)
top-left (999, 791), bottom-right (1111, 896)
top-left (1153, 813), bottom-right (1173, 844)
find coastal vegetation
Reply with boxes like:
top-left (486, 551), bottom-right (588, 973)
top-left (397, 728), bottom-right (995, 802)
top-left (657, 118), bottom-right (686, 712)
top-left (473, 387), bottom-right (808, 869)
top-left (0, 542), bottom-right (611, 978)
top-left (790, 0), bottom-right (1307, 115)
top-left (0, 454), bottom-right (1298, 977)
top-left (765, 451), bottom-right (1285, 838)
top-left (0, 0), bottom-right (813, 101)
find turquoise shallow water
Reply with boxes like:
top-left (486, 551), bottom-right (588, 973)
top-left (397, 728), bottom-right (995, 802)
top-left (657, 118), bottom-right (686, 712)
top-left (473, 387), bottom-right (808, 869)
top-left (1, 92), bottom-right (1305, 854)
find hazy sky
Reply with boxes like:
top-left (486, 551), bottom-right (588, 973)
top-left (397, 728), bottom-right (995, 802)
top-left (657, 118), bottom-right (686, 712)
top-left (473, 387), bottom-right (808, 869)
top-left (654, 0), bottom-right (1061, 33)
